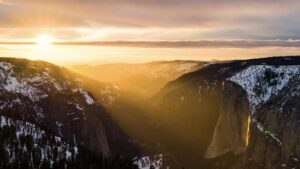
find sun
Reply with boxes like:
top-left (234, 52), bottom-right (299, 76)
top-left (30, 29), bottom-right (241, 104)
top-left (35, 34), bottom-right (55, 48)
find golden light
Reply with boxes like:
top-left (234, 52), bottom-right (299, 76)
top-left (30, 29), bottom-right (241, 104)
top-left (35, 34), bottom-right (55, 48)
top-left (246, 114), bottom-right (251, 146)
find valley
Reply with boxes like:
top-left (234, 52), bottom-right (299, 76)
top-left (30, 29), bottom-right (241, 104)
top-left (0, 56), bottom-right (300, 169)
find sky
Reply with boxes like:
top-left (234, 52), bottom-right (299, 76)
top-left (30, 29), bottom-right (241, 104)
top-left (0, 0), bottom-right (300, 65)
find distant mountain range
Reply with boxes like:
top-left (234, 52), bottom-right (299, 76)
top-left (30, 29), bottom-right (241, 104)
top-left (71, 61), bottom-right (209, 98)
top-left (1, 56), bottom-right (300, 169)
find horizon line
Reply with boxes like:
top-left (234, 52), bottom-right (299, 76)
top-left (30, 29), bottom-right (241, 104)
top-left (1, 40), bottom-right (300, 48)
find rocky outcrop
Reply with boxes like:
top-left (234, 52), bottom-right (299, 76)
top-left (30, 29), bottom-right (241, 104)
top-left (205, 82), bottom-right (251, 159)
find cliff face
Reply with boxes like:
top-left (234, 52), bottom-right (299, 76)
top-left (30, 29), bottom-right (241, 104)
top-left (231, 78), bottom-right (300, 169)
top-left (153, 56), bottom-right (300, 169)
top-left (152, 60), bottom-right (245, 168)
top-left (205, 64), bottom-right (300, 169)
top-left (205, 82), bottom-right (250, 159)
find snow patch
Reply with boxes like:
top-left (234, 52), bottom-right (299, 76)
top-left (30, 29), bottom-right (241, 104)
top-left (252, 118), bottom-right (282, 145)
top-left (80, 89), bottom-right (95, 105)
top-left (133, 154), bottom-right (163, 169)
top-left (0, 115), bottom-right (79, 164)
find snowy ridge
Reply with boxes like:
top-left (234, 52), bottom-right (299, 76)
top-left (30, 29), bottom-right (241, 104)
top-left (228, 65), bottom-right (300, 113)
top-left (0, 62), bottom-right (48, 102)
top-left (0, 61), bottom-right (96, 106)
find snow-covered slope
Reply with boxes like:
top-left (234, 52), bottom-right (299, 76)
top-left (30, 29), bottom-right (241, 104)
top-left (0, 61), bottom-right (96, 103)
top-left (0, 61), bottom-right (98, 121)
top-left (0, 58), bottom-right (139, 169)
top-left (228, 65), bottom-right (300, 113)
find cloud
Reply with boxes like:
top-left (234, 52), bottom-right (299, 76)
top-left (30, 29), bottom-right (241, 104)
top-left (2, 0), bottom-right (298, 28)
top-left (0, 0), bottom-right (11, 5)
top-left (53, 40), bottom-right (300, 48)
top-left (0, 0), bottom-right (300, 40)
top-left (1, 40), bottom-right (300, 49)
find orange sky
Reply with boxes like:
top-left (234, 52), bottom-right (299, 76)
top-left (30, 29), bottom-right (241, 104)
top-left (1, 44), bottom-right (300, 65)
top-left (0, 0), bottom-right (300, 64)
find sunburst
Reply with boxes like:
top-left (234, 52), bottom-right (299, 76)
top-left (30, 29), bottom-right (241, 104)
top-left (35, 34), bottom-right (55, 48)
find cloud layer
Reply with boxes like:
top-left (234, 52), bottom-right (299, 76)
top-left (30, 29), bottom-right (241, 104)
top-left (0, 0), bottom-right (300, 41)
top-left (1, 40), bottom-right (300, 49)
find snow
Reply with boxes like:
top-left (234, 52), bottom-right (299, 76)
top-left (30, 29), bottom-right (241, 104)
top-left (2, 73), bottom-right (47, 102)
top-left (0, 115), bottom-right (79, 164)
top-left (55, 136), bottom-right (61, 143)
top-left (79, 89), bottom-right (95, 105)
top-left (281, 163), bottom-right (287, 168)
top-left (74, 147), bottom-right (78, 156)
top-left (133, 154), bottom-right (163, 169)
top-left (0, 61), bottom-right (67, 103)
top-left (0, 61), bottom-right (65, 102)
top-left (72, 87), bottom-right (95, 105)
top-left (252, 118), bottom-right (282, 145)
top-left (56, 121), bottom-right (63, 136)
top-left (1, 115), bottom-right (44, 140)
top-left (0, 62), bottom-right (47, 101)
top-left (66, 150), bottom-right (72, 160)
top-left (53, 81), bottom-right (63, 91)
top-left (0, 116), bottom-right (8, 127)
top-left (75, 103), bottom-right (83, 111)
top-left (72, 117), bottom-right (80, 121)
top-left (0, 101), bottom-right (8, 110)
top-left (228, 65), bottom-right (300, 113)
top-left (292, 157), bottom-right (299, 162)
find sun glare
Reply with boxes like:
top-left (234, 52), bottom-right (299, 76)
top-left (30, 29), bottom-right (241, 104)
top-left (36, 34), bottom-right (55, 48)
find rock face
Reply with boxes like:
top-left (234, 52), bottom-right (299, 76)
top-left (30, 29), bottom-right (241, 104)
top-left (152, 60), bottom-right (240, 169)
top-left (204, 60), bottom-right (300, 169)
top-left (205, 82), bottom-right (251, 159)
top-left (229, 69), bottom-right (300, 169)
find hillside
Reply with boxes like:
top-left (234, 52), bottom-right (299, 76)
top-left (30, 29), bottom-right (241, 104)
top-left (0, 58), bottom-right (138, 169)
top-left (152, 56), bottom-right (300, 169)
top-left (1, 56), bottom-right (300, 169)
